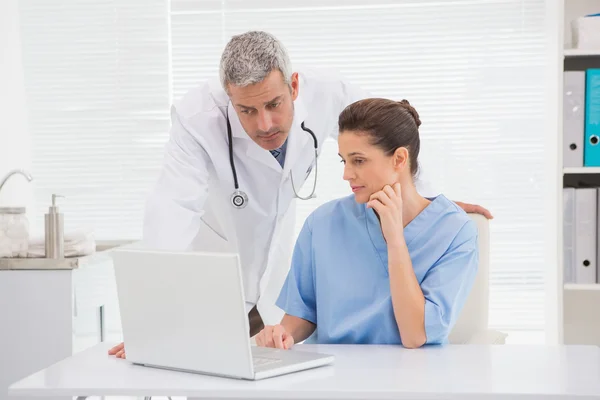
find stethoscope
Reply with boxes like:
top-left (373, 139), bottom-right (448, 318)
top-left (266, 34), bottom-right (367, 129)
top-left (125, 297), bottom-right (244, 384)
top-left (226, 109), bottom-right (319, 209)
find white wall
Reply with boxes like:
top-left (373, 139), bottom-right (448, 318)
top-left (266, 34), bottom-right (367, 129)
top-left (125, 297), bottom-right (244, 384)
top-left (543, 0), bottom-right (563, 346)
top-left (0, 0), bottom-right (33, 214)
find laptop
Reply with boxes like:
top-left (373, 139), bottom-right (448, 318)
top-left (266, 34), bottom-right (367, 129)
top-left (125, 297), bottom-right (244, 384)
top-left (110, 248), bottom-right (334, 380)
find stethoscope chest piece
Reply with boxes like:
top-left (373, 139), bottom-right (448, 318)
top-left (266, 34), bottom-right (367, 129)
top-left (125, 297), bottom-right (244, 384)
top-left (230, 190), bottom-right (248, 209)
top-left (226, 105), bottom-right (319, 209)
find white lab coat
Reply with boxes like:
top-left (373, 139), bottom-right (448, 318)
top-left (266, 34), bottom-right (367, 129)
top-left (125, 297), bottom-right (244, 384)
top-left (142, 67), bottom-right (433, 324)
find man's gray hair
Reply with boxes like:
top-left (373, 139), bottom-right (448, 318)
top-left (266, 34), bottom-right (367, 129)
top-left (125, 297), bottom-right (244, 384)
top-left (219, 31), bottom-right (292, 91)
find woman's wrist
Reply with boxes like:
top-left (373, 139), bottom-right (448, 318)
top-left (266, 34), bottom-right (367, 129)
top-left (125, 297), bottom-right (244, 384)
top-left (281, 314), bottom-right (316, 343)
top-left (387, 233), bottom-right (407, 252)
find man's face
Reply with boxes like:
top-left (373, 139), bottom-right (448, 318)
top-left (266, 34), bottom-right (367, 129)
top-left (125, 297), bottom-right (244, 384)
top-left (228, 70), bottom-right (299, 151)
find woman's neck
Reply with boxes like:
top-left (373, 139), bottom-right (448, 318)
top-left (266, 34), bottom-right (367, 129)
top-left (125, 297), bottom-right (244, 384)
top-left (400, 180), bottom-right (431, 228)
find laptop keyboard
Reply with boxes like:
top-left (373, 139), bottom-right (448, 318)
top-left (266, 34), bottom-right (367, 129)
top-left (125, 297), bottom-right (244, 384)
top-left (253, 356), bottom-right (282, 368)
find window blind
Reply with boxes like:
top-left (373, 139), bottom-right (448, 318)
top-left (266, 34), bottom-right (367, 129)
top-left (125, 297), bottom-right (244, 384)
top-left (18, 0), bottom-right (547, 331)
top-left (18, 0), bottom-right (171, 240)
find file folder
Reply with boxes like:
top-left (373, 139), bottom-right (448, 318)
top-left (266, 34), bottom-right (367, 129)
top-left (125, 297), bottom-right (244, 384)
top-left (563, 71), bottom-right (585, 167)
top-left (574, 188), bottom-right (597, 284)
top-left (597, 188), bottom-right (600, 284)
top-left (563, 188), bottom-right (576, 283)
top-left (584, 69), bottom-right (600, 166)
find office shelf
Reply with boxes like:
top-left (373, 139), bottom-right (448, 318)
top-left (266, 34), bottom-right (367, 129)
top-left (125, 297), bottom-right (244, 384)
top-left (564, 283), bottom-right (600, 291)
top-left (563, 167), bottom-right (600, 174)
top-left (558, 0), bottom-right (600, 347)
top-left (564, 48), bottom-right (600, 57)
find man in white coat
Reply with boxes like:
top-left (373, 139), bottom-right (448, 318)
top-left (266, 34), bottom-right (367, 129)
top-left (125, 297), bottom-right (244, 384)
top-left (109, 31), bottom-right (491, 358)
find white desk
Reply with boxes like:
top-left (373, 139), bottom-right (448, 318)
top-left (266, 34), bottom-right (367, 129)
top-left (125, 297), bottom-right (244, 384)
top-left (9, 342), bottom-right (600, 400)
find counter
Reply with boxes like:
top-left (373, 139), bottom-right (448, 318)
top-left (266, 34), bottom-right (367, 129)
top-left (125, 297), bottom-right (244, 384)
top-left (0, 241), bottom-right (132, 400)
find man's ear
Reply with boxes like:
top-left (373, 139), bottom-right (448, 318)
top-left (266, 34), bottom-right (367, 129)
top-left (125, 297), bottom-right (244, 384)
top-left (290, 72), bottom-right (299, 101)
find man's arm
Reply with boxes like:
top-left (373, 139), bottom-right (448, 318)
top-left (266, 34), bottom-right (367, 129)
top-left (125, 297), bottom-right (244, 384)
top-left (142, 106), bottom-right (211, 250)
top-left (109, 107), bottom-right (213, 358)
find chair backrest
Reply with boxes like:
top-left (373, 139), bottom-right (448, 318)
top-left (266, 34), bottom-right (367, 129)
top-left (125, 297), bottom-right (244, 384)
top-left (447, 213), bottom-right (490, 344)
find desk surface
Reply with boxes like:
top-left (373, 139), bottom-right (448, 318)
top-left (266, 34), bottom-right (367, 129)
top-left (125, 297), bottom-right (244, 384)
top-left (9, 342), bottom-right (600, 399)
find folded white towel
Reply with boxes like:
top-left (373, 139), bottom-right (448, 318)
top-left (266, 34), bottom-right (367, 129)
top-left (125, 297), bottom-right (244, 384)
top-left (27, 229), bottom-right (96, 258)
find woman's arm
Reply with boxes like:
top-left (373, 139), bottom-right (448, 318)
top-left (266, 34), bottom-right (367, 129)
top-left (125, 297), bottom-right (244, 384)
top-left (368, 184), bottom-right (427, 348)
top-left (387, 240), bottom-right (427, 348)
top-left (255, 315), bottom-right (316, 349)
top-left (369, 184), bottom-right (479, 348)
top-left (417, 221), bottom-right (479, 344)
top-left (388, 224), bottom-right (479, 348)
top-left (281, 314), bottom-right (316, 344)
top-left (256, 215), bottom-right (318, 350)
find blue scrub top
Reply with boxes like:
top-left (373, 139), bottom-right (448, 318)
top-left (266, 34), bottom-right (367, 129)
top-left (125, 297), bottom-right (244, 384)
top-left (276, 194), bottom-right (479, 346)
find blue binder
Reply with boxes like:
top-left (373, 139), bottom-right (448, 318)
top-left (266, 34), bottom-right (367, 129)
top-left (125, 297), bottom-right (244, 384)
top-left (584, 69), bottom-right (600, 166)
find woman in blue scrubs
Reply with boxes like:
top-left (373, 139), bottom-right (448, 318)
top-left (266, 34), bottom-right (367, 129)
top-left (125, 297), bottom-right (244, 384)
top-left (255, 98), bottom-right (479, 349)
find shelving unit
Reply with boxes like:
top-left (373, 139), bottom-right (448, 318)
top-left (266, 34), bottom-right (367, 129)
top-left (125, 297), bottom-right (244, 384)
top-left (563, 48), bottom-right (600, 57)
top-left (564, 167), bottom-right (600, 174)
top-left (556, 0), bottom-right (600, 346)
top-left (564, 283), bottom-right (600, 291)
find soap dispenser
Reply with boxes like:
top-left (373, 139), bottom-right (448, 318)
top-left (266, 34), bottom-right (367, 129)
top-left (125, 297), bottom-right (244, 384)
top-left (45, 194), bottom-right (64, 259)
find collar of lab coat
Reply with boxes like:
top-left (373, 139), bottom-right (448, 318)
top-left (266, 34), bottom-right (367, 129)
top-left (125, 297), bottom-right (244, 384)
top-left (227, 93), bottom-right (309, 174)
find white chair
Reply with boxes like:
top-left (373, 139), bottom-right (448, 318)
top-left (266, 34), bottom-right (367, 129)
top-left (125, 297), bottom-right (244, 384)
top-left (447, 213), bottom-right (508, 345)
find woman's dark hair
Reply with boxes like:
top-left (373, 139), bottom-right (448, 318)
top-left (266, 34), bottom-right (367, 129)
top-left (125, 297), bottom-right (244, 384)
top-left (338, 98), bottom-right (421, 177)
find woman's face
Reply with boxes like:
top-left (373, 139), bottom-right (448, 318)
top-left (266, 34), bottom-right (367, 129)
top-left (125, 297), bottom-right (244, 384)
top-left (338, 131), bottom-right (407, 204)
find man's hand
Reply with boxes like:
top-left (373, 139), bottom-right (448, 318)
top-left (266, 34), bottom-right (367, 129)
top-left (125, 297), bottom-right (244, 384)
top-left (108, 342), bottom-right (126, 359)
top-left (255, 325), bottom-right (294, 350)
top-left (454, 201), bottom-right (493, 219)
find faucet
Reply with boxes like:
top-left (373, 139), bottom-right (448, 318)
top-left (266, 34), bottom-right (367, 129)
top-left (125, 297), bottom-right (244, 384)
top-left (0, 169), bottom-right (33, 194)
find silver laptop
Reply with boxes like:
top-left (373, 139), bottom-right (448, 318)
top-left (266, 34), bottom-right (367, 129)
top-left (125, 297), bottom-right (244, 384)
top-left (111, 248), bottom-right (334, 380)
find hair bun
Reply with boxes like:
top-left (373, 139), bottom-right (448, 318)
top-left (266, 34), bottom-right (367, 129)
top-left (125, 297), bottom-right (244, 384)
top-left (398, 99), bottom-right (421, 128)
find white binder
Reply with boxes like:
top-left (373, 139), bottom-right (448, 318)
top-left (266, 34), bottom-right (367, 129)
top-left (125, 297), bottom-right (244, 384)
top-left (563, 71), bottom-right (585, 168)
top-left (597, 188), bottom-right (600, 284)
top-left (563, 188), bottom-right (575, 283)
top-left (574, 188), bottom-right (597, 284)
